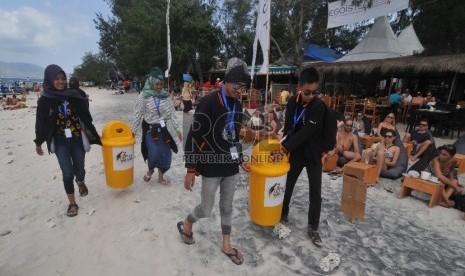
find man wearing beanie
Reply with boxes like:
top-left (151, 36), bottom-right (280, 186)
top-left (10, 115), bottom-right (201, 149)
top-left (178, 57), bottom-right (250, 265)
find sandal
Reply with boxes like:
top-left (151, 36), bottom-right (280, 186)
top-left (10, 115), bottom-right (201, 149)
top-left (143, 169), bottom-right (154, 182)
top-left (222, 248), bottom-right (244, 265)
top-left (176, 221), bottom-right (195, 245)
top-left (77, 181), bottom-right (88, 197)
top-left (67, 203), bottom-right (79, 217)
top-left (158, 179), bottom-right (172, 187)
top-left (308, 230), bottom-right (323, 247)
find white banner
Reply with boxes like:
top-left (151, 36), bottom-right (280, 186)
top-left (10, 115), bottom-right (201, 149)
top-left (327, 0), bottom-right (409, 29)
top-left (165, 0), bottom-right (172, 77)
top-left (251, 0), bottom-right (271, 78)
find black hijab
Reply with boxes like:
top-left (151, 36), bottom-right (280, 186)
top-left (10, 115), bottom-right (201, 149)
top-left (41, 64), bottom-right (84, 100)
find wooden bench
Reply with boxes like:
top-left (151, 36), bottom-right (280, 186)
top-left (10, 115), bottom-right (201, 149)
top-left (322, 154), bottom-right (338, 172)
top-left (403, 143), bottom-right (413, 159)
top-left (360, 135), bottom-right (375, 149)
top-left (343, 162), bottom-right (377, 184)
top-left (455, 154), bottom-right (465, 175)
top-left (341, 175), bottom-right (367, 221)
top-left (341, 162), bottom-right (376, 221)
top-left (399, 177), bottom-right (444, 208)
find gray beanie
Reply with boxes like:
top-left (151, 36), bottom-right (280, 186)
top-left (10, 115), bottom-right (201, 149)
top-left (224, 57), bottom-right (250, 84)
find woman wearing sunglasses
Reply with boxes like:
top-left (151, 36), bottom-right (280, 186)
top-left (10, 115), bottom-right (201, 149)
top-left (424, 144), bottom-right (463, 208)
top-left (361, 130), bottom-right (400, 183)
top-left (374, 113), bottom-right (397, 142)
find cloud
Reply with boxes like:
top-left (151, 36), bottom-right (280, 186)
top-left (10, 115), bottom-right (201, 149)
top-left (0, 7), bottom-right (61, 53)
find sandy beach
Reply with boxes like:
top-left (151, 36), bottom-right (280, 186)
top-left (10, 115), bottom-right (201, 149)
top-left (0, 88), bottom-right (464, 275)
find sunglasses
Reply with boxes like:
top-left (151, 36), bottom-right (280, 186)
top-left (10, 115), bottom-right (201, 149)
top-left (419, 123), bottom-right (428, 126)
top-left (233, 83), bottom-right (247, 91)
top-left (302, 89), bottom-right (319, 96)
top-left (345, 123), bottom-right (352, 127)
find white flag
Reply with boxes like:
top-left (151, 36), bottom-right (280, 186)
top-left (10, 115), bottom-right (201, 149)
top-left (327, 0), bottom-right (409, 29)
top-left (165, 0), bottom-right (172, 77)
top-left (251, 0), bottom-right (271, 78)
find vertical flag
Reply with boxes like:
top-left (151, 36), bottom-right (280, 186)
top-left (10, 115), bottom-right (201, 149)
top-left (251, 0), bottom-right (271, 79)
top-left (165, 0), bottom-right (172, 78)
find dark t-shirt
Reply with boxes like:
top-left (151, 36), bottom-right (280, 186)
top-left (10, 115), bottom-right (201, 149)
top-left (410, 131), bottom-right (430, 144)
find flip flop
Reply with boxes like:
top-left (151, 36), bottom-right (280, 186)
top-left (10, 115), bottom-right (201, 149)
top-left (143, 170), bottom-right (154, 182)
top-left (308, 230), bottom-right (323, 247)
top-left (158, 179), bottom-right (172, 187)
top-left (67, 203), bottom-right (79, 217)
top-left (176, 221), bottom-right (195, 245)
top-left (77, 181), bottom-right (88, 197)
top-left (222, 248), bottom-right (244, 265)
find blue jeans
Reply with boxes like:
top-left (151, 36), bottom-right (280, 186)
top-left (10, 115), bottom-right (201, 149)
top-left (54, 136), bottom-right (86, 194)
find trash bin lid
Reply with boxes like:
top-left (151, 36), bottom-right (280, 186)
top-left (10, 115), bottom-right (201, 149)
top-left (101, 120), bottom-right (135, 147)
top-left (248, 139), bottom-right (290, 175)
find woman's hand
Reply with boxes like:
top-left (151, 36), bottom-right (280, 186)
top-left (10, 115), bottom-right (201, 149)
top-left (36, 145), bottom-right (44, 155)
top-left (184, 172), bottom-right (195, 191)
top-left (240, 162), bottom-right (250, 172)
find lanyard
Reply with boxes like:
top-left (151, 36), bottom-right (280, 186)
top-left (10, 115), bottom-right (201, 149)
top-left (152, 97), bottom-right (161, 117)
top-left (293, 105), bottom-right (306, 128)
top-left (59, 100), bottom-right (68, 119)
top-left (221, 88), bottom-right (236, 138)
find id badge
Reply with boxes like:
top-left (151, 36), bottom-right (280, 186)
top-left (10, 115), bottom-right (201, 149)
top-left (65, 128), bottom-right (72, 138)
top-left (230, 146), bottom-right (239, 160)
top-left (160, 118), bottom-right (166, 128)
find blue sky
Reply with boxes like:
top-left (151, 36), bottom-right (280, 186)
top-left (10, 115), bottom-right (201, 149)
top-left (0, 0), bottom-right (112, 75)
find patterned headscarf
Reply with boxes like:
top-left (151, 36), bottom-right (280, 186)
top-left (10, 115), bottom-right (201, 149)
top-left (141, 67), bottom-right (169, 98)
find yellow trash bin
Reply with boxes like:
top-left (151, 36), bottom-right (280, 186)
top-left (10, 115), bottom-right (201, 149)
top-left (101, 121), bottom-right (136, 188)
top-left (248, 139), bottom-right (290, 226)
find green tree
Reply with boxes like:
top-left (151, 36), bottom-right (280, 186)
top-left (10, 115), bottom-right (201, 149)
top-left (73, 52), bottom-right (113, 86)
top-left (94, 0), bottom-right (221, 83)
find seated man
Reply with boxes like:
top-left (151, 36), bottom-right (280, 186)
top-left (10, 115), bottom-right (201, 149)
top-left (325, 119), bottom-right (361, 168)
top-left (403, 118), bottom-right (432, 161)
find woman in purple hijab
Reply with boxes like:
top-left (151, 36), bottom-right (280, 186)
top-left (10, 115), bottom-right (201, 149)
top-left (34, 64), bottom-right (101, 217)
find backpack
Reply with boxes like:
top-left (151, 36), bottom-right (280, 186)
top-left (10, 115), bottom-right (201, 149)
top-left (321, 104), bottom-right (337, 152)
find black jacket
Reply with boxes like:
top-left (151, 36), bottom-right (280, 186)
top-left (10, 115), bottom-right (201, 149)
top-left (34, 96), bottom-right (101, 153)
top-left (281, 94), bottom-right (325, 165)
top-left (184, 91), bottom-right (243, 177)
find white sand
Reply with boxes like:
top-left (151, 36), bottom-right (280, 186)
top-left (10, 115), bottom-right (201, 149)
top-left (0, 88), bottom-right (464, 275)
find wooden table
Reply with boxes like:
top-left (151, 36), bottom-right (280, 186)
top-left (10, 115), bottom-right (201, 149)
top-left (400, 177), bottom-right (444, 208)
top-left (455, 154), bottom-right (465, 175)
top-left (359, 135), bottom-right (375, 149)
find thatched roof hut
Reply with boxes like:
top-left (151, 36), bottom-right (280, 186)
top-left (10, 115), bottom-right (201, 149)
top-left (303, 53), bottom-right (465, 76)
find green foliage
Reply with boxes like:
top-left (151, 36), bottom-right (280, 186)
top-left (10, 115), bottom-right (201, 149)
top-left (86, 0), bottom-right (465, 82)
top-left (73, 52), bottom-right (113, 85)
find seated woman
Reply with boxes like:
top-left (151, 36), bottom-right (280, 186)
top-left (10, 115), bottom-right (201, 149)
top-left (361, 130), bottom-right (400, 182)
top-left (374, 113), bottom-right (397, 142)
top-left (424, 144), bottom-right (464, 208)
